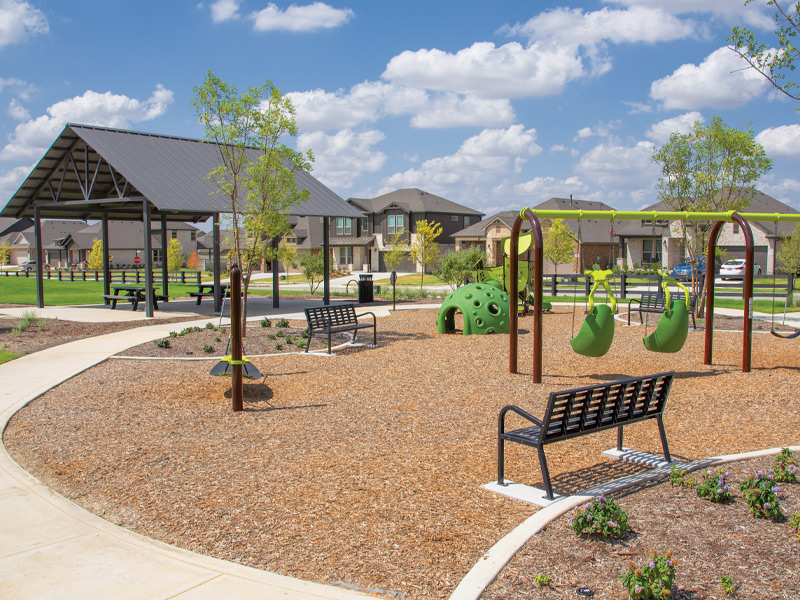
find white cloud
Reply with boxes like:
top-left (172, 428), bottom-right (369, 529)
top-left (603, 0), bottom-right (772, 28)
top-left (574, 120), bottom-right (620, 141)
top-left (756, 125), bottom-right (800, 159)
top-left (510, 175), bottom-right (590, 199)
top-left (0, 163), bottom-right (32, 205)
top-left (650, 46), bottom-right (769, 110)
top-left (250, 2), bottom-right (353, 32)
top-left (645, 112), bottom-right (704, 144)
top-left (576, 140), bottom-right (658, 189)
top-left (758, 176), bottom-right (800, 208)
top-left (296, 129), bottom-right (386, 189)
top-left (623, 100), bottom-right (653, 114)
top-left (7, 98), bottom-right (28, 120)
top-left (0, 85), bottom-right (174, 161)
top-left (410, 94), bottom-right (514, 128)
top-left (210, 0), bottom-right (240, 22)
top-left (382, 41), bottom-right (585, 99)
top-left (0, 0), bottom-right (48, 48)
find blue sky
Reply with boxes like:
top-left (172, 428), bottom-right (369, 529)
top-left (1, 0), bottom-right (799, 221)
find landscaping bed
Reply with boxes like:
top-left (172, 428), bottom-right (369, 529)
top-left (4, 308), bottom-right (800, 599)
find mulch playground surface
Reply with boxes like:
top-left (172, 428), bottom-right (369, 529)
top-left (4, 307), bottom-right (800, 599)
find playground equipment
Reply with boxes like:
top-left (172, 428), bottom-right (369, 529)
top-left (569, 267), bottom-right (617, 357)
top-left (209, 274), bottom-right (263, 381)
top-left (642, 273), bottom-right (691, 353)
top-left (437, 282), bottom-right (511, 335)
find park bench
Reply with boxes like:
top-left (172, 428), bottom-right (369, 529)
top-left (304, 303), bottom-right (377, 354)
top-left (497, 372), bottom-right (674, 500)
top-left (188, 284), bottom-right (230, 305)
top-left (101, 293), bottom-right (140, 311)
top-left (628, 291), bottom-right (697, 329)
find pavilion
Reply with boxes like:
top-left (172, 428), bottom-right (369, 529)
top-left (0, 124), bottom-right (365, 316)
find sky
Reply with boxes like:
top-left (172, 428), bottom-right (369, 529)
top-left (1, 0), bottom-right (799, 224)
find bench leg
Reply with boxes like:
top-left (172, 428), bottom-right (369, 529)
top-left (110, 299), bottom-right (117, 309)
top-left (131, 300), bottom-right (138, 311)
top-left (305, 332), bottom-right (312, 353)
top-left (538, 446), bottom-right (555, 501)
top-left (372, 324), bottom-right (376, 347)
top-left (497, 436), bottom-right (505, 485)
top-left (196, 296), bottom-right (202, 305)
top-left (617, 425), bottom-right (624, 451)
top-left (328, 329), bottom-right (332, 354)
top-left (656, 416), bottom-right (672, 462)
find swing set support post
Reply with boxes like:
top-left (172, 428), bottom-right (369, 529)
top-left (509, 209), bottom-right (544, 382)
top-left (703, 213), bottom-right (754, 372)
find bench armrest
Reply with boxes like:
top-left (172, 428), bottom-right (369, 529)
top-left (356, 311), bottom-right (377, 326)
top-left (498, 404), bottom-right (543, 435)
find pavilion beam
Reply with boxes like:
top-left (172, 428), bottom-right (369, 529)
top-left (213, 212), bottom-right (222, 313)
top-left (160, 213), bottom-right (169, 300)
top-left (143, 200), bottom-right (154, 318)
top-left (24, 137), bottom-right (81, 209)
top-left (69, 154), bottom-right (88, 200)
top-left (323, 217), bottom-right (330, 306)
top-left (102, 211), bottom-right (110, 298)
top-left (34, 205), bottom-right (44, 309)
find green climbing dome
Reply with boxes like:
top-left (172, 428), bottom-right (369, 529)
top-left (436, 283), bottom-right (510, 335)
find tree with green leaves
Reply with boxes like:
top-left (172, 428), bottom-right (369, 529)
top-left (778, 223), bottom-right (800, 282)
top-left (299, 251), bottom-right (325, 294)
top-left (86, 238), bottom-right (110, 271)
top-left (543, 218), bottom-right (575, 275)
top-left (167, 237), bottom-right (185, 271)
top-left (651, 115), bottom-right (772, 307)
top-left (383, 228), bottom-right (409, 272)
top-left (192, 70), bottom-right (313, 331)
top-left (0, 241), bottom-right (10, 268)
top-left (436, 246), bottom-right (487, 289)
top-left (408, 219), bottom-right (442, 289)
top-left (729, 1), bottom-right (800, 102)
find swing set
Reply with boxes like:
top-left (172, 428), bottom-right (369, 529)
top-left (508, 207), bottom-right (800, 383)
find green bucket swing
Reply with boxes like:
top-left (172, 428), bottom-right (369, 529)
top-left (570, 266), bottom-right (617, 357)
top-left (642, 273), bottom-right (691, 353)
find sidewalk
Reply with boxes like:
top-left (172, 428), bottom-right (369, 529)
top-left (0, 313), bottom-right (375, 599)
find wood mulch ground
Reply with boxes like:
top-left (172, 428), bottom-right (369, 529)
top-left (4, 307), bottom-right (800, 599)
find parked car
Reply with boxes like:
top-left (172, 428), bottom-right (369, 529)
top-left (719, 258), bottom-right (762, 280)
top-left (670, 257), bottom-right (706, 281)
top-left (20, 260), bottom-right (49, 272)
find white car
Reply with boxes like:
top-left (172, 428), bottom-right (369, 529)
top-left (719, 259), bottom-right (762, 280)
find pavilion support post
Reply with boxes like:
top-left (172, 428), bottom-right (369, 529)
top-left (213, 213), bottom-right (222, 313)
top-left (272, 236), bottom-right (280, 309)
top-left (323, 217), bottom-right (330, 306)
top-left (102, 210), bottom-right (110, 297)
top-left (34, 206), bottom-right (44, 309)
top-left (160, 213), bottom-right (169, 301)
top-left (143, 200), bottom-right (154, 318)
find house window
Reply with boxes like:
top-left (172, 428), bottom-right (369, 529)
top-left (451, 215), bottom-right (459, 222)
top-left (362, 219), bottom-right (369, 235)
top-left (388, 214), bottom-right (404, 234)
top-left (733, 223), bottom-right (740, 234)
top-left (171, 230), bottom-right (177, 239)
top-left (152, 249), bottom-right (161, 263)
top-left (642, 239), bottom-right (661, 264)
top-left (190, 231), bottom-right (196, 241)
top-left (464, 216), bottom-right (471, 227)
top-left (338, 247), bottom-right (353, 266)
top-left (336, 217), bottom-right (352, 236)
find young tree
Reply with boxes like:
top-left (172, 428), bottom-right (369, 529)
top-left (299, 251), bottom-right (325, 294)
top-left (729, 1), bottom-right (800, 102)
top-left (436, 246), bottom-right (487, 289)
top-left (86, 238), bottom-right (111, 271)
top-left (543, 218), bottom-right (576, 275)
top-left (652, 115), bottom-right (772, 308)
top-left (187, 251), bottom-right (202, 271)
top-left (407, 219), bottom-right (442, 288)
top-left (777, 224), bottom-right (800, 279)
top-left (0, 241), bottom-right (10, 268)
top-left (167, 238), bottom-right (185, 271)
top-left (192, 70), bottom-right (312, 332)
top-left (383, 228), bottom-right (409, 272)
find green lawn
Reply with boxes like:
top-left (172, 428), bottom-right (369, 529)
top-left (0, 349), bottom-right (20, 364)
top-left (0, 278), bottom-right (207, 306)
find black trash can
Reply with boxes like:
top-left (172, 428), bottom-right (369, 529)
top-left (357, 273), bottom-right (373, 303)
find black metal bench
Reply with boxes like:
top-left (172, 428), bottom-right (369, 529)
top-left (498, 372), bottom-right (674, 500)
top-left (304, 303), bottom-right (377, 354)
top-left (101, 294), bottom-right (140, 311)
top-left (188, 284), bottom-right (230, 305)
top-left (628, 291), bottom-right (697, 328)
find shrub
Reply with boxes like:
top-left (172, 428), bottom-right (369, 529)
top-left (534, 573), bottom-right (551, 587)
top-left (773, 448), bottom-right (798, 483)
top-left (260, 318), bottom-right (272, 328)
top-left (697, 469), bottom-right (733, 503)
top-left (669, 465), bottom-right (696, 488)
top-left (570, 496), bottom-right (629, 538)
top-left (215, 336), bottom-right (221, 342)
top-left (155, 338), bottom-right (171, 349)
top-left (720, 575), bottom-right (737, 596)
top-left (274, 318), bottom-right (289, 328)
top-left (274, 343), bottom-right (283, 351)
top-left (268, 333), bottom-right (276, 340)
top-left (740, 471), bottom-right (784, 520)
top-left (202, 345), bottom-right (214, 353)
top-left (205, 322), bottom-right (216, 330)
top-left (296, 339), bottom-right (306, 349)
top-left (276, 330), bottom-right (284, 338)
top-left (790, 511), bottom-right (800, 542)
top-left (169, 331), bottom-right (178, 337)
top-left (619, 550), bottom-right (676, 600)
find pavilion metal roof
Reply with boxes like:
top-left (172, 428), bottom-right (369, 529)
top-left (1, 124), bottom-right (364, 222)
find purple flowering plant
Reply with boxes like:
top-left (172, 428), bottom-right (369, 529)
top-left (570, 495), bottom-right (629, 538)
top-left (696, 469), bottom-right (733, 503)
top-left (739, 471), bottom-right (784, 520)
top-left (619, 549), bottom-right (676, 599)
top-left (773, 448), bottom-right (798, 484)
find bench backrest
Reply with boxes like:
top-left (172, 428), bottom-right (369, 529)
top-left (305, 303), bottom-right (358, 330)
top-left (539, 372), bottom-right (673, 444)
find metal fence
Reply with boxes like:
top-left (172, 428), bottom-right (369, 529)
top-left (1, 269), bottom-right (202, 285)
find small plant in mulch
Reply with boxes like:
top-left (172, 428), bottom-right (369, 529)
top-left (570, 496), bottom-right (629, 539)
top-left (619, 549), bottom-right (676, 600)
top-left (169, 331), bottom-right (178, 337)
top-left (274, 343), bottom-right (283, 351)
top-left (790, 511), bottom-right (800, 542)
top-left (301, 327), bottom-right (310, 339)
top-left (740, 471), bottom-right (784, 521)
top-left (534, 573), bottom-right (551, 588)
top-left (720, 575), bottom-right (737, 596)
top-left (202, 345), bottom-right (214, 353)
top-left (669, 465), bottom-right (696, 488)
top-left (276, 330), bottom-right (284, 338)
top-left (274, 318), bottom-right (289, 328)
top-left (773, 448), bottom-right (798, 483)
top-left (268, 333), bottom-right (276, 340)
top-left (295, 339), bottom-right (306, 349)
top-left (178, 326), bottom-right (202, 336)
top-left (260, 318), bottom-right (272, 328)
top-left (215, 336), bottom-right (221, 342)
top-left (155, 338), bottom-right (171, 349)
top-left (697, 469), bottom-right (733, 503)
top-left (205, 322), bottom-right (216, 330)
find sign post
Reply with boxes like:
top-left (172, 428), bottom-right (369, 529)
top-left (390, 271), bottom-right (397, 311)
top-left (133, 255), bottom-right (140, 265)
